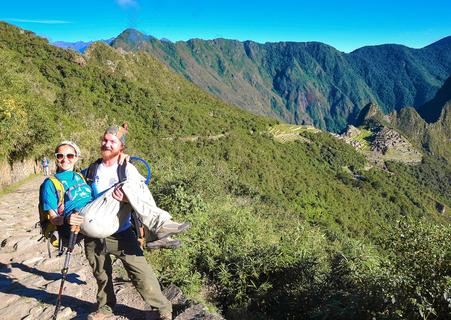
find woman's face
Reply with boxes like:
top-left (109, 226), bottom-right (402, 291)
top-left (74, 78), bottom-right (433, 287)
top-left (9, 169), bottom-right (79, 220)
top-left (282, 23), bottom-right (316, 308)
top-left (55, 145), bottom-right (78, 172)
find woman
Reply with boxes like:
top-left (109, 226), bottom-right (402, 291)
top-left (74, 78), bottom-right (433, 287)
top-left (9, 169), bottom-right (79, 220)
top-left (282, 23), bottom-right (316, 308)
top-left (40, 141), bottom-right (89, 238)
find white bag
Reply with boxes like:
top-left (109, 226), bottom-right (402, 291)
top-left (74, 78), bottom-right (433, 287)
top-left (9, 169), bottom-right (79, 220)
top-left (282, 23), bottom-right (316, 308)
top-left (79, 180), bottom-right (171, 238)
top-left (79, 186), bottom-right (132, 238)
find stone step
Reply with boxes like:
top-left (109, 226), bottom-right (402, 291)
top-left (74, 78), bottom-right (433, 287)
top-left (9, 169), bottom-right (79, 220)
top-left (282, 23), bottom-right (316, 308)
top-left (0, 292), bottom-right (21, 309)
top-left (37, 306), bottom-right (75, 320)
top-left (0, 298), bottom-right (37, 320)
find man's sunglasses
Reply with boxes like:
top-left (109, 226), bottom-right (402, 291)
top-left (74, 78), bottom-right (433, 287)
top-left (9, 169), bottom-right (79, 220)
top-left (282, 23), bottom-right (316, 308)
top-left (55, 153), bottom-right (76, 160)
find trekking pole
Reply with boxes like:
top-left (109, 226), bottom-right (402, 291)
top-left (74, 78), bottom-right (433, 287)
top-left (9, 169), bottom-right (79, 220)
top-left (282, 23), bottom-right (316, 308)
top-left (52, 222), bottom-right (80, 320)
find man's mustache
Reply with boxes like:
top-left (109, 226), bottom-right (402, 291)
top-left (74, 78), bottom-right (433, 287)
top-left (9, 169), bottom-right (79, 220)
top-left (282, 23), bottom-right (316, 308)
top-left (101, 146), bottom-right (113, 151)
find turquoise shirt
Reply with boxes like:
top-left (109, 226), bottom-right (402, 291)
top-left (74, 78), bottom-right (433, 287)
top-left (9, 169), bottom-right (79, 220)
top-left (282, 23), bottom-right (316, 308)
top-left (42, 171), bottom-right (93, 216)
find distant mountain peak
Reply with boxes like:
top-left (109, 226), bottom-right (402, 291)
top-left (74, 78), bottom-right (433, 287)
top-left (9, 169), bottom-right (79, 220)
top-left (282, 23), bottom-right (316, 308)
top-left (116, 28), bottom-right (156, 42)
top-left (121, 28), bottom-right (143, 36)
top-left (52, 38), bottom-right (114, 53)
top-left (355, 103), bottom-right (386, 127)
top-left (108, 27), bottom-right (451, 132)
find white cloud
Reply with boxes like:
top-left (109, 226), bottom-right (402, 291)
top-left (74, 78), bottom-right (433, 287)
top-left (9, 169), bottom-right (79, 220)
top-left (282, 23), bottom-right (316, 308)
top-left (5, 18), bottom-right (71, 24)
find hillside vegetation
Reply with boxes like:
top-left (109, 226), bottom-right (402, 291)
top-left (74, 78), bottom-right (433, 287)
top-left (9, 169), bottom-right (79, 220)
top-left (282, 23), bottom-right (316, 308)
top-left (110, 29), bottom-right (451, 132)
top-left (1, 22), bottom-right (450, 319)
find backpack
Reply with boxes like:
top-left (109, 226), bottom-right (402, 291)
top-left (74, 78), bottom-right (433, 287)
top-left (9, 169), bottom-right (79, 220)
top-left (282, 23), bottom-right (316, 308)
top-left (84, 157), bottom-right (151, 247)
top-left (38, 172), bottom-right (86, 256)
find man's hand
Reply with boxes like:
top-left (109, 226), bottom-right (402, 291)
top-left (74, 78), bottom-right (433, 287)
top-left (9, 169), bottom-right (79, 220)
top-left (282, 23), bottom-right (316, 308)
top-left (67, 213), bottom-right (84, 226)
top-left (113, 185), bottom-right (129, 202)
top-left (118, 153), bottom-right (130, 165)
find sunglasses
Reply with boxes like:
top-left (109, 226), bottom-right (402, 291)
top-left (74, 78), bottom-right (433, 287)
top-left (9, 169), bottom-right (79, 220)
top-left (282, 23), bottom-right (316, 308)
top-left (55, 153), bottom-right (76, 160)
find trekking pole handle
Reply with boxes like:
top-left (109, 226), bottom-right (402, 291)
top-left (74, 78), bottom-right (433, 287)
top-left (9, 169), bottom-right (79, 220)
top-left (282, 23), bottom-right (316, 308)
top-left (71, 225), bottom-right (81, 234)
top-left (69, 211), bottom-right (81, 234)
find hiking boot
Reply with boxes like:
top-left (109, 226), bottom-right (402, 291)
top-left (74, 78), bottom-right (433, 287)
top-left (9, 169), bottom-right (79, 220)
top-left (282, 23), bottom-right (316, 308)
top-left (87, 306), bottom-right (114, 320)
top-left (157, 221), bottom-right (190, 239)
top-left (146, 237), bottom-right (181, 250)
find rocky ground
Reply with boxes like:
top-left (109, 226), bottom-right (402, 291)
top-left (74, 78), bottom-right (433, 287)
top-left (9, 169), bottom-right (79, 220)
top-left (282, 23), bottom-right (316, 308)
top-left (0, 176), bottom-right (222, 320)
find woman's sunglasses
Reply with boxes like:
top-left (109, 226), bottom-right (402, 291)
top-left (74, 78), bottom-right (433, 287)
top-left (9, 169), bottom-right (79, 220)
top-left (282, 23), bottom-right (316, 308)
top-left (55, 153), bottom-right (76, 160)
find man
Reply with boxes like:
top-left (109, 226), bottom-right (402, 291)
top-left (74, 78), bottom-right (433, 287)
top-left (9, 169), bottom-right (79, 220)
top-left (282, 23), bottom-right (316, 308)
top-left (85, 123), bottom-right (183, 320)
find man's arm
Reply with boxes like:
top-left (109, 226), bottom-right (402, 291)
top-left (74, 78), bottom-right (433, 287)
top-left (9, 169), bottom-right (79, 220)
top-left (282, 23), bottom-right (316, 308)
top-left (112, 160), bottom-right (143, 202)
top-left (113, 186), bottom-right (128, 202)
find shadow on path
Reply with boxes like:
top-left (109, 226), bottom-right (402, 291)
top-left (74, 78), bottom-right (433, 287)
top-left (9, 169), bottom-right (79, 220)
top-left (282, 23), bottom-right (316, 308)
top-left (0, 272), bottom-right (94, 312)
top-left (1, 267), bottom-right (146, 319)
top-left (10, 262), bottom-right (87, 285)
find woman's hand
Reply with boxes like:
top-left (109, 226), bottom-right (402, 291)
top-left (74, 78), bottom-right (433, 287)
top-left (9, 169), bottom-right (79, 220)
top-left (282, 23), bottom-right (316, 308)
top-left (118, 153), bottom-right (130, 165)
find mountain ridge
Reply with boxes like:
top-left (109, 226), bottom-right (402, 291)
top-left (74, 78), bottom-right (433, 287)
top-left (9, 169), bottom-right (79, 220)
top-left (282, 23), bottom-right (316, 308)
top-left (110, 28), bottom-right (451, 131)
top-left (49, 27), bottom-right (451, 132)
top-left (59, 28), bottom-right (451, 52)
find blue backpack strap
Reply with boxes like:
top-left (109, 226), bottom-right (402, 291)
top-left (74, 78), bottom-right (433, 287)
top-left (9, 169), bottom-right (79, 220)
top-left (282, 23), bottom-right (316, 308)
top-left (84, 159), bottom-right (102, 185)
top-left (130, 156), bottom-right (152, 185)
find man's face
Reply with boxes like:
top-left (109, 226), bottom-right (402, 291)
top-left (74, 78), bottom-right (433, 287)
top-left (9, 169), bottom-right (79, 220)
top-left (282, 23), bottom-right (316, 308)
top-left (101, 133), bottom-right (123, 160)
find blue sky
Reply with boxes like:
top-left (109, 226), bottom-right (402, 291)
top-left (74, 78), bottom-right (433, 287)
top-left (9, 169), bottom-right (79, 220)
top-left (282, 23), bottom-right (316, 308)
top-left (2, 0), bottom-right (451, 52)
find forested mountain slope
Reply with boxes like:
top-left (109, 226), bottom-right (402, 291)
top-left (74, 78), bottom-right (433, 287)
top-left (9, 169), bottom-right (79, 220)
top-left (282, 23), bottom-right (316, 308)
top-left (111, 29), bottom-right (451, 132)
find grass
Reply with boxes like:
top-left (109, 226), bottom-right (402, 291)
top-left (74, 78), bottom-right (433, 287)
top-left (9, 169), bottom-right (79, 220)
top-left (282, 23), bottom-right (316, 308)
top-left (384, 148), bottom-right (422, 163)
top-left (353, 128), bottom-right (373, 150)
top-left (268, 124), bottom-right (319, 143)
top-left (0, 173), bottom-right (41, 196)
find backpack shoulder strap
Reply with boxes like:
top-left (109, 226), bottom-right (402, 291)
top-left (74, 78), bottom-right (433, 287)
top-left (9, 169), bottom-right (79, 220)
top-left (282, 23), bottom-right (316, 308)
top-left (48, 175), bottom-right (65, 215)
top-left (85, 159), bottom-right (102, 184)
top-left (117, 161), bottom-right (127, 183)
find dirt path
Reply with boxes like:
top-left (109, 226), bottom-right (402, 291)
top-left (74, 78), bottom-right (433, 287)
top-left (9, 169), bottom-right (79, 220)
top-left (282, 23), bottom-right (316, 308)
top-left (0, 176), bottom-right (216, 320)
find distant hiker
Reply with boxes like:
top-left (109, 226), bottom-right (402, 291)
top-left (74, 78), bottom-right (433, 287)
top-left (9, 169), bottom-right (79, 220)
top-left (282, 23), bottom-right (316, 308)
top-left (83, 123), bottom-right (182, 320)
top-left (41, 156), bottom-right (50, 176)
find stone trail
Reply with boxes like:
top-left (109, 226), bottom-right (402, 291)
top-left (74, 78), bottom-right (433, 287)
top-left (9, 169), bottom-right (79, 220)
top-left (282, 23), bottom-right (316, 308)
top-left (0, 176), bottom-right (222, 320)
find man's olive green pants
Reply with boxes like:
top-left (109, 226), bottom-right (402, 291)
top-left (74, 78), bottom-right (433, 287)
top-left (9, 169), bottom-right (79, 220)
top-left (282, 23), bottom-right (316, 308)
top-left (84, 228), bottom-right (172, 314)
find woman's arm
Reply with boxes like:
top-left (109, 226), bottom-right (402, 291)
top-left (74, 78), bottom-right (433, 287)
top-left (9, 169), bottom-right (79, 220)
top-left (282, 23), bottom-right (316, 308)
top-left (48, 209), bottom-right (64, 225)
